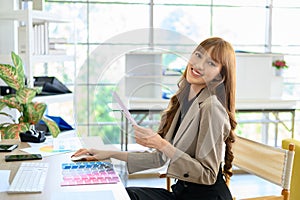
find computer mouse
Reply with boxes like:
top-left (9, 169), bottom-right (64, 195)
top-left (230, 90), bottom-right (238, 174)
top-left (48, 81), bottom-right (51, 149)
top-left (71, 154), bottom-right (91, 162)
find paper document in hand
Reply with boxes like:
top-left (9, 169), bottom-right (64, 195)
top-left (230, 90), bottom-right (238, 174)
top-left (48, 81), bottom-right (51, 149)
top-left (112, 92), bottom-right (137, 125)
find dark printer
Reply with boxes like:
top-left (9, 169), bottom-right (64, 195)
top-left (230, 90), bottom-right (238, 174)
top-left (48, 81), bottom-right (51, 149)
top-left (34, 76), bottom-right (71, 95)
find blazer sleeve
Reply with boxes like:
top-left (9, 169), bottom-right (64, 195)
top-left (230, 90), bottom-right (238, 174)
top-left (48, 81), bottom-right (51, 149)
top-left (167, 96), bottom-right (231, 185)
top-left (127, 150), bottom-right (167, 174)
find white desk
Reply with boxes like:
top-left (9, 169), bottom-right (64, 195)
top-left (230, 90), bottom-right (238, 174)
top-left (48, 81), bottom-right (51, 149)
top-left (114, 98), bottom-right (299, 149)
top-left (0, 137), bottom-right (130, 200)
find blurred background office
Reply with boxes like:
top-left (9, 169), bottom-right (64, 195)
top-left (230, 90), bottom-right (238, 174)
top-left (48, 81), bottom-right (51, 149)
top-left (0, 0), bottom-right (299, 147)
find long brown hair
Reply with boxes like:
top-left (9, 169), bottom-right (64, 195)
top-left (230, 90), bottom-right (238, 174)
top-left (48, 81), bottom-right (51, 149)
top-left (157, 37), bottom-right (237, 182)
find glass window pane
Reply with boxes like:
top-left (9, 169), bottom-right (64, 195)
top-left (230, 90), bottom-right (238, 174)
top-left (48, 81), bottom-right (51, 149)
top-left (152, 29), bottom-right (198, 54)
top-left (88, 4), bottom-right (149, 43)
top-left (33, 60), bottom-right (75, 85)
top-left (213, 0), bottom-right (266, 6)
top-left (87, 44), bottom-right (126, 84)
top-left (89, 0), bottom-right (149, 3)
top-left (272, 8), bottom-right (300, 45)
top-left (44, 0), bottom-right (300, 143)
top-left (154, 5), bottom-right (211, 42)
top-left (75, 45), bottom-right (88, 84)
top-left (272, 46), bottom-right (300, 55)
top-left (154, 0), bottom-right (211, 4)
top-left (88, 85), bottom-right (117, 124)
top-left (46, 3), bottom-right (87, 43)
top-left (162, 53), bottom-right (185, 97)
top-left (49, 0), bottom-right (86, 2)
top-left (76, 126), bottom-right (88, 137)
top-left (89, 125), bottom-right (121, 144)
top-left (74, 85), bottom-right (88, 124)
top-left (213, 7), bottom-right (266, 49)
top-left (273, 0), bottom-right (300, 7)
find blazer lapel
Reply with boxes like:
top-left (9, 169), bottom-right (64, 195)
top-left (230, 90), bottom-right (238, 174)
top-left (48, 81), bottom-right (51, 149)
top-left (164, 109), bottom-right (180, 142)
top-left (172, 88), bottom-right (211, 146)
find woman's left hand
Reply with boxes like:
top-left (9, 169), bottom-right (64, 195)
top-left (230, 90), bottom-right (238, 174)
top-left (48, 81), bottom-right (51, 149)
top-left (133, 125), bottom-right (165, 150)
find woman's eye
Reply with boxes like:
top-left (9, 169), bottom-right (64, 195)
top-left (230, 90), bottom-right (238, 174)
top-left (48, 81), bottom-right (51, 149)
top-left (194, 52), bottom-right (202, 58)
top-left (208, 61), bottom-right (216, 67)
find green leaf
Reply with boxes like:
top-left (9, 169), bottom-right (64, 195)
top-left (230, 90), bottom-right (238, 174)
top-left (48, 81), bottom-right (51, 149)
top-left (0, 95), bottom-right (22, 111)
top-left (41, 116), bottom-right (60, 138)
top-left (0, 101), bottom-right (6, 111)
top-left (34, 86), bottom-right (43, 94)
top-left (0, 52), bottom-right (26, 90)
top-left (11, 51), bottom-right (26, 89)
top-left (16, 87), bottom-right (37, 104)
top-left (0, 64), bottom-right (20, 90)
top-left (24, 102), bottom-right (46, 124)
top-left (3, 123), bottom-right (29, 139)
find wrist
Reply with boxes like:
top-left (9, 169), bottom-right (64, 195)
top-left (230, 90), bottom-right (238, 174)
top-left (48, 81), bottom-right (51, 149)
top-left (159, 139), bottom-right (169, 150)
top-left (154, 136), bottom-right (166, 150)
top-left (157, 139), bottom-right (176, 158)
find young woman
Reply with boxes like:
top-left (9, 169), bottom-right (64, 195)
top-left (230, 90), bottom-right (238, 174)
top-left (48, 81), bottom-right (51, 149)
top-left (72, 37), bottom-right (237, 200)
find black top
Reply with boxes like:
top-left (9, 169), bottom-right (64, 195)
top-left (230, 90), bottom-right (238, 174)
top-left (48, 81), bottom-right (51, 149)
top-left (172, 87), bottom-right (202, 140)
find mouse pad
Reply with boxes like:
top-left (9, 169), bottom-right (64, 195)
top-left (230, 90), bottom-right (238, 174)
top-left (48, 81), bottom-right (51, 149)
top-left (51, 190), bottom-right (115, 200)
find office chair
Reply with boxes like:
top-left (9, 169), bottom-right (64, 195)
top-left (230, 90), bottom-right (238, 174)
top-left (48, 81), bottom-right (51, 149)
top-left (282, 138), bottom-right (300, 200)
top-left (160, 136), bottom-right (294, 200)
top-left (232, 136), bottom-right (295, 200)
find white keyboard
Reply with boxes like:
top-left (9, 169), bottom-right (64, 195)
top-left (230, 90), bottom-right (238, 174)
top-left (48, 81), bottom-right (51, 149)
top-left (7, 162), bottom-right (49, 193)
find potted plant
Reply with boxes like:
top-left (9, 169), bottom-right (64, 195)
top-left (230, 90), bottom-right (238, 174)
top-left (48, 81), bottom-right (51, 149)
top-left (0, 52), bottom-right (60, 139)
top-left (272, 59), bottom-right (288, 76)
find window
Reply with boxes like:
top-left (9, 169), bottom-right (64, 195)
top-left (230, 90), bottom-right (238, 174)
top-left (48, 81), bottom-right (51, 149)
top-left (45, 0), bottom-right (300, 143)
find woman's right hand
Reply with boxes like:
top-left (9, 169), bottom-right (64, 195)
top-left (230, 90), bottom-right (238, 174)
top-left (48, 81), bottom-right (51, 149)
top-left (71, 148), bottom-right (111, 161)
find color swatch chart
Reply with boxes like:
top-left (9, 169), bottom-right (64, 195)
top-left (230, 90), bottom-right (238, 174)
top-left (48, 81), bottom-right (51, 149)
top-left (61, 161), bottom-right (120, 186)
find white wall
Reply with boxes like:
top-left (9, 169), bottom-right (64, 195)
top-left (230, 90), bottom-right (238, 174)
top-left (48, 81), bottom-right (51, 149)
top-left (0, 0), bottom-right (18, 55)
top-left (0, 0), bottom-right (19, 87)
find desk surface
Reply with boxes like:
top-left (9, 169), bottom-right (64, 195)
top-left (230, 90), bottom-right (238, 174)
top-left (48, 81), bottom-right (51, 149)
top-left (0, 137), bottom-right (130, 200)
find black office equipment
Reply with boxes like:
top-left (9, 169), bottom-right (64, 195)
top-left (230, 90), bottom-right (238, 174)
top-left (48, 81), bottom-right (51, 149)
top-left (19, 129), bottom-right (46, 143)
top-left (5, 154), bottom-right (42, 162)
top-left (0, 144), bottom-right (18, 152)
top-left (34, 76), bottom-right (71, 95)
top-left (0, 86), bottom-right (16, 96)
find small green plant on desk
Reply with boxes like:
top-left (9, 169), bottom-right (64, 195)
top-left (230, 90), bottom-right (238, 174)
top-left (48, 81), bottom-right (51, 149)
top-left (0, 52), bottom-right (60, 139)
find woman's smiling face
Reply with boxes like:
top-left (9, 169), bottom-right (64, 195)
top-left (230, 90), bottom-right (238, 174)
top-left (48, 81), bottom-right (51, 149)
top-left (186, 47), bottom-right (223, 93)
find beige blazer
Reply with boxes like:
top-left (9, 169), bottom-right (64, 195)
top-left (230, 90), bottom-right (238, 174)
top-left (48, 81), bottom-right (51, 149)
top-left (127, 88), bottom-right (231, 185)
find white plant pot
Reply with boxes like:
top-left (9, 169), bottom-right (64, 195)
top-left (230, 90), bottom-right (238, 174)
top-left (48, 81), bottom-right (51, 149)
top-left (275, 68), bottom-right (283, 76)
